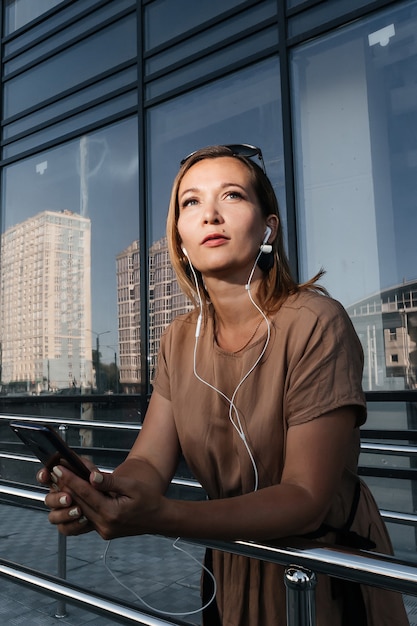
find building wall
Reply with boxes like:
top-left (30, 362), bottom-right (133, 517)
top-left (2, 0), bottom-right (415, 393)
top-left (1, 0), bottom-right (417, 555)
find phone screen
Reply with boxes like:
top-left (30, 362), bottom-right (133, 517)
top-left (10, 421), bottom-right (90, 480)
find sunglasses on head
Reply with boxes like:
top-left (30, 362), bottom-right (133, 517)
top-left (180, 143), bottom-right (266, 175)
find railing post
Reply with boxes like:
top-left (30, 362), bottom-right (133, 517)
top-left (284, 565), bottom-right (317, 626)
top-left (55, 424), bottom-right (68, 619)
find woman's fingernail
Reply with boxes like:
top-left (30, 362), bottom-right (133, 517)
top-left (78, 516), bottom-right (88, 524)
top-left (51, 473), bottom-right (58, 484)
top-left (92, 471), bottom-right (103, 484)
top-left (59, 495), bottom-right (68, 506)
top-left (68, 507), bottom-right (79, 517)
top-left (53, 466), bottom-right (63, 478)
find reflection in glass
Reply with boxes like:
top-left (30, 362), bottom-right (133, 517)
top-left (4, 14), bottom-right (136, 118)
top-left (144, 0), bottom-right (248, 50)
top-left (147, 57), bottom-right (283, 373)
top-left (291, 1), bottom-right (417, 391)
top-left (0, 118), bottom-right (139, 395)
top-left (5, 0), bottom-right (64, 34)
top-left (1, 209), bottom-right (92, 392)
top-left (146, 0), bottom-right (277, 76)
top-left (4, 0), bottom-right (135, 75)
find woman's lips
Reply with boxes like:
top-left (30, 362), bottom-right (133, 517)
top-left (202, 234), bottom-right (229, 247)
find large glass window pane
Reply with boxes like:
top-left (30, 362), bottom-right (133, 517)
top-left (145, 0), bottom-right (250, 50)
top-left (4, 0), bottom-right (64, 34)
top-left (147, 57), bottom-right (283, 377)
top-left (3, 90), bottom-right (137, 159)
top-left (4, 0), bottom-right (107, 54)
top-left (291, 0), bottom-right (417, 394)
top-left (4, 0), bottom-right (135, 76)
top-left (146, 27), bottom-right (278, 101)
top-left (0, 118), bottom-right (139, 395)
top-left (3, 14), bottom-right (136, 118)
top-left (288, 0), bottom-right (378, 39)
top-left (146, 0), bottom-right (277, 76)
top-left (3, 66), bottom-right (137, 139)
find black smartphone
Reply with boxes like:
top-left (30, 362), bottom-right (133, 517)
top-left (10, 421), bottom-right (91, 481)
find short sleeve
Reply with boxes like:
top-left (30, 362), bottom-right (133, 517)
top-left (283, 296), bottom-right (366, 428)
top-left (152, 326), bottom-right (172, 401)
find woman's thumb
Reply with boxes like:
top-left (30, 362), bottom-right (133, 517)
top-left (90, 470), bottom-right (109, 490)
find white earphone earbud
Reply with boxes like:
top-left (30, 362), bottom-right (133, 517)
top-left (260, 226), bottom-right (272, 254)
top-left (182, 247), bottom-right (188, 257)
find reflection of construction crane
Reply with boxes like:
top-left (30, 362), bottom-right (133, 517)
top-left (79, 135), bottom-right (108, 217)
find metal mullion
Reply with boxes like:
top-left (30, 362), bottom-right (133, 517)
top-left (277, 0), bottom-right (299, 280)
top-left (137, 1), bottom-right (150, 406)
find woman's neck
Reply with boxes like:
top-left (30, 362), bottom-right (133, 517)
top-left (206, 279), bottom-right (266, 352)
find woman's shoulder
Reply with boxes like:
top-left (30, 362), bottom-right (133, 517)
top-left (280, 290), bottom-right (347, 319)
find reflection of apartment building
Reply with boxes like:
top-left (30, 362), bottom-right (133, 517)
top-left (347, 280), bottom-right (417, 391)
top-left (117, 237), bottom-right (191, 388)
top-left (0, 210), bottom-right (92, 392)
top-left (149, 237), bottom-right (192, 380)
top-left (116, 240), bottom-right (140, 393)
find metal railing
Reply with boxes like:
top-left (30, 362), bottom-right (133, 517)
top-left (1, 484), bottom-right (417, 625)
top-left (1, 411), bottom-right (417, 625)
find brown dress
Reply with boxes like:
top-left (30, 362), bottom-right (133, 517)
top-left (153, 291), bottom-right (409, 625)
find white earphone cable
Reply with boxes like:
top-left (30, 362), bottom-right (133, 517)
top-left (103, 538), bottom-right (216, 617)
top-left (190, 247), bottom-right (271, 493)
top-left (102, 244), bottom-right (270, 616)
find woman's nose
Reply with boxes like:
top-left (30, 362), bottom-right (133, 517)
top-left (202, 201), bottom-right (223, 224)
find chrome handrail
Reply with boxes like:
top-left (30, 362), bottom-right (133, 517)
top-left (1, 487), bottom-right (417, 626)
top-left (2, 409), bottom-right (417, 625)
top-left (0, 484), bottom-right (417, 594)
top-left (0, 558), bottom-right (189, 626)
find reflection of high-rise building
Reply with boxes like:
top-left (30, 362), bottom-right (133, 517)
top-left (0, 210), bottom-right (92, 392)
top-left (149, 237), bottom-right (192, 380)
top-left (116, 240), bottom-right (140, 393)
top-left (116, 237), bottom-right (192, 388)
top-left (347, 280), bottom-right (417, 391)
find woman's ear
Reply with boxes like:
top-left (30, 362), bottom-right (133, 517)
top-left (266, 215), bottom-right (279, 242)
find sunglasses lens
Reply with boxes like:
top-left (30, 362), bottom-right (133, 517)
top-left (180, 144), bottom-right (266, 174)
top-left (225, 144), bottom-right (259, 158)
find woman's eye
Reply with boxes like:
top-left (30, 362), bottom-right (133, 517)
top-left (181, 198), bottom-right (198, 208)
top-left (226, 191), bottom-right (243, 200)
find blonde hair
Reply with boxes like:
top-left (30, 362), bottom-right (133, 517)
top-left (166, 145), bottom-right (326, 312)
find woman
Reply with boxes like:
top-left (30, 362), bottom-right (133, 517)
top-left (39, 145), bottom-right (408, 625)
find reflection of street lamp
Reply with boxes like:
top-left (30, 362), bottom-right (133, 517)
top-left (89, 330), bottom-right (110, 392)
top-left (105, 345), bottom-right (119, 393)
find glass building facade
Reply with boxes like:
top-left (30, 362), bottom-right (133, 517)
top-left (1, 0), bottom-right (417, 559)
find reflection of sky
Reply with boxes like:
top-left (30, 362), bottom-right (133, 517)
top-left (148, 57), bottom-right (285, 245)
top-left (290, 3), bottom-right (417, 308)
top-left (2, 118), bottom-right (139, 361)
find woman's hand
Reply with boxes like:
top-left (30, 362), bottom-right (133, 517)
top-left (38, 463), bottom-right (166, 539)
top-left (37, 462), bottom-right (95, 535)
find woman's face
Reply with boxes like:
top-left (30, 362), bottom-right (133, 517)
top-left (177, 157), bottom-right (273, 280)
